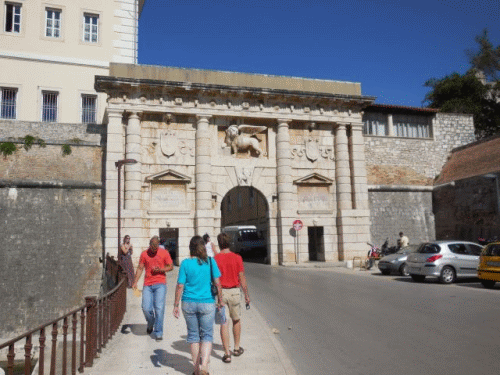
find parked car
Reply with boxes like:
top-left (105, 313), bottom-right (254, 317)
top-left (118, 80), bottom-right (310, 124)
top-left (477, 242), bottom-right (500, 289)
top-left (406, 241), bottom-right (483, 284)
top-left (377, 245), bottom-right (418, 276)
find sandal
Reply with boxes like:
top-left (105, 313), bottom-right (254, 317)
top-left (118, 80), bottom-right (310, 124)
top-left (222, 353), bottom-right (231, 363)
top-left (233, 347), bottom-right (244, 356)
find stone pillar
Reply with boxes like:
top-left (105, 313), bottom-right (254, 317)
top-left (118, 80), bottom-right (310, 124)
top-left (276, 118), bottom-right (296, 264)
top-left (195, 115), bottom-right (214, 236)
top-left (124, 111), bottom-right (142, 210)
top-left (104, 109), bottom-right (125, 254)
top-left (335, 123), bottom-right (352, 210)
top-left (387, 113), bottom-right (394, 136)
top-left (349, 123), bottom-right (369, 210)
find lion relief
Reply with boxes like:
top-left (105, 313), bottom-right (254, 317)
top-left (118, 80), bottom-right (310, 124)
top-left (224, 124), bottom-right (267, 157)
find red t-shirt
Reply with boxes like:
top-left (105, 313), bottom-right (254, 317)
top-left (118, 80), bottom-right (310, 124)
top-left (139, 248), bottom-right (173, 286)
top-left (214, 252), bottom-right (244, 288)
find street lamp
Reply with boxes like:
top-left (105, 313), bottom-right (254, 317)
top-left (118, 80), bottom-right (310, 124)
top-left (115, 159), bottom-right (137, 258)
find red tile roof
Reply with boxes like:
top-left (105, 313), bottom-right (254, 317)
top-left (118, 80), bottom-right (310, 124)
top-left (435, 135), bottom-right (500, 184)
top-left (367, 104), bottom-right (439, 113)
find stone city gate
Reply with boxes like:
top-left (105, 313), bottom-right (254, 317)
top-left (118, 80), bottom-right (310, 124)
top-left (96, 64), bottom-right (375, 265)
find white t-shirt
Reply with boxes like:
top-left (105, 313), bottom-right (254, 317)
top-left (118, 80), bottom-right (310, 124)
top-left (205, 242), bottom-right (214, 257)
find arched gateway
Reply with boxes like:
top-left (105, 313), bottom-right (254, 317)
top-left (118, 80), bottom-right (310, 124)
top-left (96, 64), bottom-right (375, 266)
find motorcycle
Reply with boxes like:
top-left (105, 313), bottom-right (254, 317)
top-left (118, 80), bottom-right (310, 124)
top-left (365, 243), bottom-right (381, 270)
top-left (380, 238), bottom-right (399, 257)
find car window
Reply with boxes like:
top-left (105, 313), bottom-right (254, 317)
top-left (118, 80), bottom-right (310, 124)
top-left (417, 243), bottom-right (440, 254)
top-left (467, 244), bottom-right (483, 256)
top-left (485, 244), bottom-right (500, 256)
top-left (448, 243), bottom-right (468, 255)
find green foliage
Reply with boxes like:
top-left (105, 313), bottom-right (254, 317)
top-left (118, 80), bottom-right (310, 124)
top-left (61, 144), bottom-right (72, 156)
top-left (424, 29), bottom-right (500, 138)
top-left (23, 135), bottom-right (36, 151)
top-left (69, 137), bottom-right (82, 144)
top-left (467, 29), bottom-right (500, 82)
top-left (0, 142), bottom-right (18, 156)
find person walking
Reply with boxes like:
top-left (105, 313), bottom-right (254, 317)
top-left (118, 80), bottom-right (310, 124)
top-left (119, 235), bottom-right (135, 288)
top-left (203, 233), bottom-right (218, 257)
top-left (173, 235), bottom-right (223, 375)
top-left (132, 236), bottom-right (174, 341)
top-left (214, 232), bottom-right (251, 363)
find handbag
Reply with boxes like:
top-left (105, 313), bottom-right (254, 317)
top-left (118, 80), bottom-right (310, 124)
top-left (209, 257), bottom-right (218, 297)
top-left (215, 305), bottom-right (226, 325)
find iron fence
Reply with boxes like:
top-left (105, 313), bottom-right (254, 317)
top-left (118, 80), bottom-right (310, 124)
top-left (0, 255), bottom-right (127, 375)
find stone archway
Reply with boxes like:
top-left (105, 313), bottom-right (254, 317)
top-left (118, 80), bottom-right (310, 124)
top-left (220, 186), bottom-right (270, 263)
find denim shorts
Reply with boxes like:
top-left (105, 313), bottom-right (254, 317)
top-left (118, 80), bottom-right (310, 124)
top-left (182, 301), bottom-right (216, 343)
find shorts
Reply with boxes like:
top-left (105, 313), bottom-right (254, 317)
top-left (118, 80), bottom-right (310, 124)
top-left (222, 288), bottom-right (241, 321)
top-left (181, 301), bottom-right (216, 343)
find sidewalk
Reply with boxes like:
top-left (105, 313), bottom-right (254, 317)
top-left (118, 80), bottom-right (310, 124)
top-left (87, 267), bottom-right (297, 375)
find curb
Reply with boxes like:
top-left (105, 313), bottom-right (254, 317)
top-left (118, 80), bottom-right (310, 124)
top-left (251, 304), bottom-right (298, 375)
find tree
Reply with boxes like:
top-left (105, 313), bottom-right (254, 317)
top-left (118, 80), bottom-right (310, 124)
top-left (424, 29), bottom-right (500, 138)
top-left (467, 29), bottom-right (500, 82)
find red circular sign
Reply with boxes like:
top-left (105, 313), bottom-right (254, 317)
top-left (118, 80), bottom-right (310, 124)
top-left (293, 220), bottom-right (303, 231)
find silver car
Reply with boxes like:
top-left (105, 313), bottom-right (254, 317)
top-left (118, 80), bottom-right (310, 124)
top-left (378, 245), bottom-right (418, 276)
top-left (406, 241), bottom-right (483, 284)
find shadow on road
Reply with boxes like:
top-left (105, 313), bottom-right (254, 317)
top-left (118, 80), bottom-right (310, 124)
top-left (120, 323), bottom-right (148, 335)
top-left (150, 348), bottom-right (192, 374)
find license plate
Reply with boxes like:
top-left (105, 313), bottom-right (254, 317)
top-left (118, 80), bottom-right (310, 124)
top-left (378, 264), bottom-right (388, 269)
top-left (410, 267), bottom-right (421, 273)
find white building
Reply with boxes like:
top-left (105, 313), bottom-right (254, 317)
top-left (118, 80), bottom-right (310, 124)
top-left (0, 0), bottom-right (145, 124)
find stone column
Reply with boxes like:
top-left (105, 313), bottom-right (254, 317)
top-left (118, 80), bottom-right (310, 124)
top-left (335, 123), bottom-right (352, 211)
top-left (349, 123), bottom-right (369, 210)
top-left (195, 115), bottom-right (214, 236)
top-left (104, 109), bottom-right (125, 254)
top-left (124, 111), bottom-right (142, 210)
top-left (387, 113), bottom-right (394, 136)
top-left (275, 118), bottom-right (296, 264)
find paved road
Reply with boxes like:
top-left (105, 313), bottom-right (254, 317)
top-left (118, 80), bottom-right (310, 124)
top-left (245, 263), bottom-right (500, 375)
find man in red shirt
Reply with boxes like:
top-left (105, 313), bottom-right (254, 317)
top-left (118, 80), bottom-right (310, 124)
top-left (132, 236), bottom-right (174, 341)
top-left (214, 232), bottom-right (251, 363)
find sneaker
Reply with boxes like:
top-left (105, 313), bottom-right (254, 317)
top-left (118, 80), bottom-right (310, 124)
top-left (146, 327), bottom-right (153, 335)
top-left (155, 336), bottom-right (163, 342)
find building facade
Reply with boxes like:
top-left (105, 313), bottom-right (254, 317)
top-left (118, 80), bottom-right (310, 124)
top-left (362, 104), bottom-right (476, 246)
top-left (0, 0), bottom-right (145, 124)
top-left (96, 64), bottom-right (376, 265)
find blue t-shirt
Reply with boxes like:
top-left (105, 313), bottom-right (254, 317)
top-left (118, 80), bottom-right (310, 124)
top-left (177, 257), bottom-right (221, 303)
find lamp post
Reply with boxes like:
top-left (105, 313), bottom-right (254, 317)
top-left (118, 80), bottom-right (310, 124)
top-left (115, 159), bottom-right (137, 258)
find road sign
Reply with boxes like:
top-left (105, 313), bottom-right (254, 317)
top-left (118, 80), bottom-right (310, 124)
top-left (293, 219), bottom-right (303, 231)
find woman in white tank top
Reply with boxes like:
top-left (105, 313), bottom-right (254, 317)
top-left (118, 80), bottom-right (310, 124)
top-left (203, 233), bottom-right (218, 257)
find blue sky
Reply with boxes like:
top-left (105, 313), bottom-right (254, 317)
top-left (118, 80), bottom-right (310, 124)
top-left (138, 0), bottom-right (500, 107)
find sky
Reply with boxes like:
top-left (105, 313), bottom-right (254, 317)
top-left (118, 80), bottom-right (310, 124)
top-left (138, 0), bottom-right (500, 107)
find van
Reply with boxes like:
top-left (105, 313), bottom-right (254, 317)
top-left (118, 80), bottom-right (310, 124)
top-left (477, 242), bottom-right (500, 289)
top-left (221, 225), bottom-right (266, 257)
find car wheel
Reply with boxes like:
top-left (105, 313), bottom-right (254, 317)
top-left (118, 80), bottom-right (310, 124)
top-left (480, 279), bottom-right (496, 289)
top-left (439, 266), bottom-right (456, 284)
top-left (381, 270), bottom-right (391, 275)
top-left (410, 274), bottom-right (425, 282)
top-left (399, 263), bottom-right (409, 276)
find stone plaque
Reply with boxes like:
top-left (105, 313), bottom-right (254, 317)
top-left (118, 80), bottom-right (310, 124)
top-left (151, 183), bottom-right (186, 210)
top-left (298, 186), bottom-right (330, 210)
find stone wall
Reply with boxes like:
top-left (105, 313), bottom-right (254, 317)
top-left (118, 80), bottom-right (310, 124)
top-left (365, 113), bottom-right (475, 185)
top-left (434, 177), bottom-right (500, 241)
top-left (368, 186), bottom-right (435, 247)
top-left (0, 120), bottom-right (104, 338)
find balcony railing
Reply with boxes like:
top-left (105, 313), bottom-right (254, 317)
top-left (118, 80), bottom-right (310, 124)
top-left (0, 255), bottom-right (127, 375)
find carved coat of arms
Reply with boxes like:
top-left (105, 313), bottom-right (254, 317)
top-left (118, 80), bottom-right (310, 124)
top-left (305, 137), bottom-right (319, 162)
top-left (160, 131), bottom-right (177, 157)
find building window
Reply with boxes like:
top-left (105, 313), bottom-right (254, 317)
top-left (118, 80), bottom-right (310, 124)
top-left (42, 91), bottom-right (58, 122)
top-left (45, 9), bottom-right (61, 38)
top-left (237, 192), bottom-right (242, 208)
top-left (83, 13), bottom-right (98, 43)
top-left (250, 188), bottom-right (255, 206)
top-left (227, 196), bottom-right (232, 212)
top-left (363, 113), bottom-right (387, 136)
top-left (393, 114), bottom-right (431, 138)
top-left (5, 2), bottom-right (21, 33)
top-left (0, 87), bottom-right (17, 119)
top-left (81, 94), bottom-right (97, 123)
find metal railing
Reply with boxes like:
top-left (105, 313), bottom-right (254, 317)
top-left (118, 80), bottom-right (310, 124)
top-left (0, 255), bottom-right (127, 375)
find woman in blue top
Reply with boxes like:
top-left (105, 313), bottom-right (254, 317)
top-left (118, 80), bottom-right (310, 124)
top-left (173, 235), bottom-right (223, 375)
